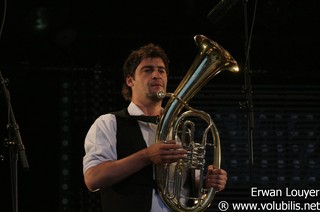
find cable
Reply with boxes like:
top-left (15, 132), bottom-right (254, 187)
top-left (0, 0), bottom-right (7, 41)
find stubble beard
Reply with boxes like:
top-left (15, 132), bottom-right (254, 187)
top-left (148, 91), bottom-right (162, 102)
top-left (147, 82), bottom-right (166, 103)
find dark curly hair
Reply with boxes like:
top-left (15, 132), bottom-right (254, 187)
top-left (121, 43), bottom-right (170, 101)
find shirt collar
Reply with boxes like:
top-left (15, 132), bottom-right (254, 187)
top-left (127, 102), bottom-right (145, 116)
top-left (127, 102), bottom-right (164, 116)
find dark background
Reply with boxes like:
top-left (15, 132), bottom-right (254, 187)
top-left (1, 0), bottom-right (320, 212)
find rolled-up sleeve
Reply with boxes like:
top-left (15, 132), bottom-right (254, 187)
top-left (83, 114), bottom-right (117, 173)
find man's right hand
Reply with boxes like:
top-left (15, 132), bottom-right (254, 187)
top-left (145, 141), bottom-right (186, 164)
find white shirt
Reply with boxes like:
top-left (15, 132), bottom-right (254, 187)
top-left (83, 102), bottom-right (170, 212)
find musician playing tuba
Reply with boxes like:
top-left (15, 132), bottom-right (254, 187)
top-left (83, 39), bottom-right (228, 212)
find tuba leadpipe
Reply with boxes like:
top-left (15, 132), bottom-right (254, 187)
top-left (155, 34), bottom-right (239, 212)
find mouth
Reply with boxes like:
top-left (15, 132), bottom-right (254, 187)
top-left (152, 84), bottom-right (162, 88)
top-left (151, 82), bottom-right (163, 88)
top-left (150, 84), bottom-right (165, 96)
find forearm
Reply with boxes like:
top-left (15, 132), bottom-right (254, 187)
top-left (84, 148), bottom-right (151, 191)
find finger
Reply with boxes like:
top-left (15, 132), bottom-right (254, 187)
top-left (207, 165), bottom-right (214, 173)
top-left (206, 179), bottom-right (227, 191)
top-left (162, 151), bottom-right (186, 162)
top-left (212, 183), bottom-right (226, 192)
top-left (164, 140), bottom-right (176, 144)
top-left (210, 167), bottom-right (227, 176)
top-left (163, 144), bottom-right (185, 152)
top-left (207, 164), bottom-right (221, 172)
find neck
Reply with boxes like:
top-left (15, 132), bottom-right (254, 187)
top-left (132, 100), bottom-right (162, 116)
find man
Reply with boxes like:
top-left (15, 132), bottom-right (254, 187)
top-left (83, 43), bottom-right (227, 212)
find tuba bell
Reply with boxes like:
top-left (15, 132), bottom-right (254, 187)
top-left (155, 34), bottom-right (239, 211)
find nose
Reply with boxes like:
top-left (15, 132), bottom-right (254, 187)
top-left (152, 70), bottom-right (162, 79)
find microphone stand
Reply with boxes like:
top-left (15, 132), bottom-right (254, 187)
top-left (240, 0), bottom-right (256, 187)
top-left (0, 70), bottom-right (29, 212)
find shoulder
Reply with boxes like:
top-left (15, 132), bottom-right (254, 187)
top-left (92, 113), bottom-right (117, 130)
top-left (92, 107), bottom-right (131, 129)
top-left (109, 108), bottom-right (129, 118)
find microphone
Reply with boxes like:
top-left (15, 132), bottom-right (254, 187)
top-left (207, 0), bottom-right (241, 24)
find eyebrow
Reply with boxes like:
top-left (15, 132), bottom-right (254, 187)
top-left (140, 65), bottom-right (167, 71)
top-left (140, 65), bottom-right (166, 70)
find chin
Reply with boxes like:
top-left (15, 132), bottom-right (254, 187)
top-left (149, 93), bottom-right (162, 102)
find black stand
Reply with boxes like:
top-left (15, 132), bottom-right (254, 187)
top-left (240, 0), bottom-right (256, 185)
top-left (0, 70), bottom-right (29, 212)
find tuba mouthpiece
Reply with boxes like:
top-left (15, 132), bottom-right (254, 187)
top-left (157, 91), bottom-right (166, 99)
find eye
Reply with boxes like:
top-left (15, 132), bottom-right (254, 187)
top-left (158, 68), bottom-right (166, 74)
top-left (143, 68), bottom-right (152, 73)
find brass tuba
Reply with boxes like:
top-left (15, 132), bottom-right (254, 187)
top-left (155, 34), bottom-right (239, 211)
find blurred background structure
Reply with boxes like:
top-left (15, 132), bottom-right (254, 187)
top-left (1, 0), bottom-right (319, 211)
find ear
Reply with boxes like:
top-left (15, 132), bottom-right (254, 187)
top-left (126, 76), bottom-right (133, 87)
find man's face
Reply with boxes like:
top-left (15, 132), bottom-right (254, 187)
top-left (127, 57), bottom-right (167, 103)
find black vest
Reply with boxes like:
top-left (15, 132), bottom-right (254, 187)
top-left (100, 109), bottom-right (154, 212)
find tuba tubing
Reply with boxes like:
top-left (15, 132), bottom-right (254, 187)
top-left (155, 34), bottom-right (239, 211)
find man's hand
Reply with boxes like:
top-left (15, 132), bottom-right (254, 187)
top-left (145, 140), bottom-right (186, 164)
top-left (205, 165), bottom-right (227, 192)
